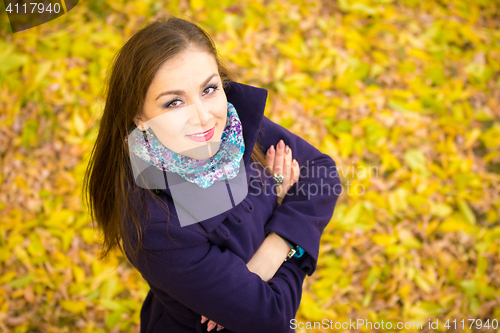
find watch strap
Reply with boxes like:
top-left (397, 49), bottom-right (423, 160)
top-left (275, 233), bottom-right (298, 261)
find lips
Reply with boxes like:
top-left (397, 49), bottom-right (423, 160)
top-left (189, 127), bottom-right (214, 136)
top-left (187, 126), bottom-right (215, 142)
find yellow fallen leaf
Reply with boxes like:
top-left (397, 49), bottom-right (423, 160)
top-left (60, 300), bottom-right (87, 313)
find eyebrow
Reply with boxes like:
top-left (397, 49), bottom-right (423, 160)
top-left (155, 73), bottom-right (218, 101)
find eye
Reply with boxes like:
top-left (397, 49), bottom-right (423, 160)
top-left (162, 84), bottom-right (219, 108)
top-left (164, 99), bottom-right (182, 108)
top-left (203, 84), bottom-right (219, 95)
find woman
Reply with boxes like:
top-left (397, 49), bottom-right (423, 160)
top-left (83, 16), bottom-right (341, 333)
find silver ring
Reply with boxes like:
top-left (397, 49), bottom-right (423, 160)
top-left (273, 173), bottom-right (284, 186)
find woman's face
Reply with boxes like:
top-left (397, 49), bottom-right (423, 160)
top-left (134, 47), bottom-right (228, 160)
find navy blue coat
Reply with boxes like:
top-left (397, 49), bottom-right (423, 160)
top-left (121, 81), bottom-right (341, 333)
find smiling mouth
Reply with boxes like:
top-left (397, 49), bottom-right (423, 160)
top-left (187, 126), bottom-right (215, 137)
top-left (186, 126), bottom-right (216, 142)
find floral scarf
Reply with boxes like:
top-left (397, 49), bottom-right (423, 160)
top-left (128, 102), bottom-right (245, 189)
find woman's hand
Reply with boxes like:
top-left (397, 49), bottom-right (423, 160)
top-left (201, 315), bottom-right (224, 332)
top-left (266, 139), bottom-right (300, 205)
top-left (200, 232), bottom-right (292, 331)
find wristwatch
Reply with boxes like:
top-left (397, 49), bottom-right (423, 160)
top-left (275, 234), bottom-right (298, 261)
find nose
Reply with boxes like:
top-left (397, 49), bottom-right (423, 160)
top-left (193, 100), bottom-right (212, 126)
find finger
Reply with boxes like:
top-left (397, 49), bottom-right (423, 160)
top-left (207, 320), bottom-right (217, 331)
top-left (282, 147), bottom-right (292, 191)
top-left (274, 140), bottom-right (285, 176)
top-left (291, 159), bottom-right (300, 183)
top-left (265, 145), bottom-right (275, 174)
top-left (217, 324), bottom-right (224, 331)
top-left (283, 145), bottom-right (292, 186)
top-left (201, 316), bottom-right (208, 324)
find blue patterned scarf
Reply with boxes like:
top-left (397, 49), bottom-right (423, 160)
top-left (128, 102), bottom-right (245, 189)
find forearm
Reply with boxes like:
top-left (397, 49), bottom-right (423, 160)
top-left (247, 232), bottom-right (290, 282)
top-left (259, 116), bottom-right (341, 276)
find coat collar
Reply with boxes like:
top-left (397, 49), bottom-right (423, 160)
top-left (158, 81), bottom-right (269, 233)
top-left (226, 81), bottom-right (268, 167)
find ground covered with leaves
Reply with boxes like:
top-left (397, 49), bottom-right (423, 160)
top-left (0, 0), bottom-right (499, 332)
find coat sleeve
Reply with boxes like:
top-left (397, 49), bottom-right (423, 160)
top-left (258, 116), bottom-right (342, 276)
top-left (125, 210), bottom-right (307, 333)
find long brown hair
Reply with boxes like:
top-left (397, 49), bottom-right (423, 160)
top-left (83, 16), bottom-right (269, 266)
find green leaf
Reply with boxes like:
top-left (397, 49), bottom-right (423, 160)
top-left (420, 301), bottom-right (446, 315)
top-left (404, 150), bottom-right (429, 176)
top-left (99, 299), bottom-right (123, 311)
top-left (460, 280), bottom-right (476, 297)
top-left (430, 203), bottom-right (453, 217)
top-left (341, 202), bottom-right (362, 226)
top-left (32, 61), bottom-right (53, 89)
top-left (0, 53), bottom-right (28, 73)
top-left (106, 309), bottom-right (124, 329)
top-left (280, 118), bottom-right (294, 128)
top-left (22, 119), bottom-right (39, 148)
top-left (7, 274), bottom-right (35, 288)
top-left (425, 64), bottom-right (446, 85)
top-left (457, 198), bottom-right (476, 225)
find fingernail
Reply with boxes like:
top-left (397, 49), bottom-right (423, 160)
top-left (293, 159), bottom-right (297, 164)
top-left (201, 316), bottom-right (207, 324)
top-left (278, 140), bottom-right (284, 149)
top-left (208, 322), bottom-right (215, 331)
top-left (217, 324), bottom-right (223, 331)
top-left (268, 145), bottom-right (274, 154)
top-left (285, 145), bottom-right (290, 154)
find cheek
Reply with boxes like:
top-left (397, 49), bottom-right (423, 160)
top-left (215, 103), bottom-right (228, 119)
top-left (211, 93), bottom-right (227, 117)
top-left (216, 110), bottom-right (227, 121)
top-left (151, 116), bottom-right (188, 148)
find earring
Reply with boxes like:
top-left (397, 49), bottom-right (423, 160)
top-left (143, 128), bottom-right (154, 140)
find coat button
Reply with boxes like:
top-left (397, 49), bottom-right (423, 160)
top-left (242, 200), bottom-right (253, 213)
top-left (229, 213), bottom-right (242, 226)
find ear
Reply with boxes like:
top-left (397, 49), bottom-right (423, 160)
top-left (133, 115), bottom-right (149, 131)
